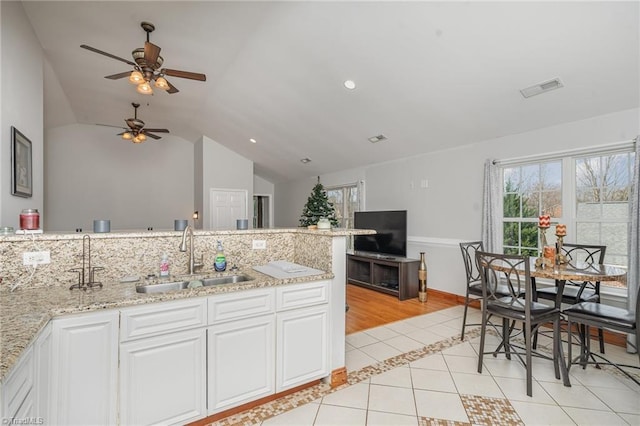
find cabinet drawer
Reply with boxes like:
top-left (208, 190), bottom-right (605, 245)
top-left (276, 281), bottom-right (329, 312)
top-left (208, 288), bottom-right (274, 324)
top-left (121, 298), bottom-right (207, 342)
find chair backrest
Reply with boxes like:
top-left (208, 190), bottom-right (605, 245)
top-left (475, 250), bottom-right (532, 308)
top-left (460, 241), bottom-right (484, 286)
top-left (561, 243), bottom-right (607, 291)
top-left (562, 243), bottom-right (606, 266)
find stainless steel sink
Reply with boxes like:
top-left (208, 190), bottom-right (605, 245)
top-left (135, 275), bottom-right (253, 294)
top-left (202, 275), bottom-right (252, 286)
top-left (135, 280), bottom-right (190, 293)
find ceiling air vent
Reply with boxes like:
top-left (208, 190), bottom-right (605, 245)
top-left (520, 78), bottom-right (564, 98)
top-left (368, 134), bottom-right (387, 143)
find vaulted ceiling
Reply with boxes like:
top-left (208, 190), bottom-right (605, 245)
top-left (21, 1), bottom-right (639, 182)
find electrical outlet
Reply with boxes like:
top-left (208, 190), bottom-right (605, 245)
top-left (252, 240), bottom-right (267, 250)
top-left (23, 251), bottom-right (51, 266)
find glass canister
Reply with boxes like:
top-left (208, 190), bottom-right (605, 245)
top-left (20, 209), bottom-right (40, 230)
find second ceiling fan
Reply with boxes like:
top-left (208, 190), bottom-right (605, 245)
top-left (113, 102), bottom-right (169, 144)
top-left (81, 21), bottom-right (206, 95)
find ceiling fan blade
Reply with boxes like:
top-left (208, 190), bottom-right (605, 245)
top-left (143, 128), bottom-right (170, 133)
top-left (95, 123), bottom-right (126, 129)
top-left (81, 44), bottom-right (136, 66)
top-left (165, 78), bottom-right (179, 94)
top-left (163, 68), bottom-right (207, 81)
top-left (143, 132), bottom-right (162, 140)
top-left (104, 71), bottom-right (132, 80)
top-left (144, 41), bottom-right (161, 65)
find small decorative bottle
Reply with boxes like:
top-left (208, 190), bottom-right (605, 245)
top-left (214, 240), bottom-right (227, 272)
top-left (418, 252), bottom-right (428, 302)
top-left (159, 253), bottom-right (170, 277)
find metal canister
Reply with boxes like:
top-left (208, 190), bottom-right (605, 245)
top-left (20, 209), bottom-right (40, 230)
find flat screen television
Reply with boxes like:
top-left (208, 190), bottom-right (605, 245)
top-left (353, 210), bottom-right (407, 258)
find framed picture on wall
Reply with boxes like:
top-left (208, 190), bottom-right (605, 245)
top-left (11, 126), bottom-right (32, 198)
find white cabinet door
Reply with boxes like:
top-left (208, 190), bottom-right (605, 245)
top-left (276, 304), bottom-right (330, 392)
top-left (120, 328), bottom-right (206, 426)
top-left (33, 322), bottom-right (52, 420)
top-left (1, 346), bottom-right (34, 420)
top-left (49, 310), bottom-right (119, 426)
top-left (208, 314), bottom-right (275, 414)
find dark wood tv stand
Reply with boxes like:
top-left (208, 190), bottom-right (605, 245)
top-left (346, 252), bottom-right (419, 300)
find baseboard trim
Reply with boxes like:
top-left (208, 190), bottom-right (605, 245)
top-left (186, 380), bottom-right (320, 426)
top-left (427, 287), bottom-right (461, 303)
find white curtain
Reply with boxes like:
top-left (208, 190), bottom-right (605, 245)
top-left (627, 137), bottom-right (639, 353)
top-left (481, 159), bottom-right (502, 253)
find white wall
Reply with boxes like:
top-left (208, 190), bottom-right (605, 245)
top-left (45, 124), bottom-right (195, 231)
top-left (274, 108), bottom-right (640, 297)
top-left (0, 1), bottom-right (44, 231)
top-left (194, 136), bottom-right (204, 228)
top-left (254, 175), bottom-right (274, 195)
top-left (196, 135), bottom-right (253, 230)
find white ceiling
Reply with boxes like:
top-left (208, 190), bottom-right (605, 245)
top-left (21, 1), bottom-right (639, 183)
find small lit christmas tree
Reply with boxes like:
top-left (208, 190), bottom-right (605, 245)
top-left (299, 178), bottom-right (339, 227)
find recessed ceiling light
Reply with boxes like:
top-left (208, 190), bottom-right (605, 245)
top-left (368, 134), bottom-right (387, 143)
top-left (300, 158), bottom-right (311, 164)
top-left (344, 80), bottom-right (356, 90)
top-left (520, 78), bottom-right (564, 98)
top-left (249, 138), bottom-right (257, 144)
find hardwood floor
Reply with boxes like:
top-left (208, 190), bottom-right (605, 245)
top-left (345, 284), bottom-right (459, 334)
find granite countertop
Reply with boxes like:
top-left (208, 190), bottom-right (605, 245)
top-left (0, 227), bottom-right (374, 242)
top-left (0, 268), bottom-right (333, 381)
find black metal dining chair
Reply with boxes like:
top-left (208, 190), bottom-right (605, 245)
top-left (533, 243), bottom-right (607, 353)
top-left (565, 283), bottom-right (639, 385)
top-left (476, 251), bottom-right (570, 396)
top-left (459, 241), bottom-right (484, 340)
top-left (460, 241), bottom-right (523, 341)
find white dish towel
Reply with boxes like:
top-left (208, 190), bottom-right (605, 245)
top-left (253, 261), bottom-right (325, 279)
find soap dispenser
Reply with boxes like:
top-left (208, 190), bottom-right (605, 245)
top-left (214, 241), bottom-right (227, 272)
top-left (159, 253), bottom-right (170, 277)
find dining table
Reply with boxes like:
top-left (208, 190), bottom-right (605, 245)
top-left (483, 256), bottom-right (628, 389)
top-left (528, 259), bottom-right (627, 302)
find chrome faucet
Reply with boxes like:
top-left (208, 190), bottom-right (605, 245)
top-left (179, 225), bottom-right (204, 275)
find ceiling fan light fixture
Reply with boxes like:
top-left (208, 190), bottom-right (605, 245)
top-left (121, 132), bottom-right (133, 140)
top-left (136, 81), bottom-right (153, 95)
top-left (132, 135), bottom-right (144, 144)
top-left (129, 70), bottom-right (144, 85)
top-left (137, 133), bottom-right (147, 142)
top-left (154, 76), bottom-right (169, 90)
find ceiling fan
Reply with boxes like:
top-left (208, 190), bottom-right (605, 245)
top-left (105, 102), bottom-right (169, 144)
top-left (81, 21), bottom-right (206, 95)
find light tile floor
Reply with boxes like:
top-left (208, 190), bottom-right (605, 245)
top-left (212, 306), bottom-right (640, 426)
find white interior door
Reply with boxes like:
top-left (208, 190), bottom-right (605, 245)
top-left (210, 189), bottom-right (248, 230)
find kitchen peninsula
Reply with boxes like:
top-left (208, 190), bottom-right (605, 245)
top-left (0, 227), bottom-right (373, 425)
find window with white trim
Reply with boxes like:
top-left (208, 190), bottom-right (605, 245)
top-left (326, 183), bottom-right (360, 229)
top-left (501, 147), bottom-right (634, 292)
